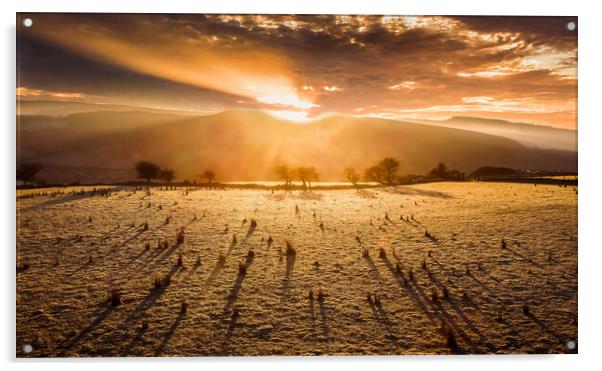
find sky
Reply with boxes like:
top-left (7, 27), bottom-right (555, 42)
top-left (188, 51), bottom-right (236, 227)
top-left (17, 14), bottom-right (577, 128)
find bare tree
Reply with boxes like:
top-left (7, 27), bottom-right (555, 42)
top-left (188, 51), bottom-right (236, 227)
top-left (296, 166), bottom-right (313, 188)
top-left (202, 170), bottom-right (216, 184)
top-left (17, 162), bottom-right (43, 185)
top-left (364, 157), bottom-right (400, 186)
top-left (136, 161), bottom-right (160, 183)
top-left (344, 167), bottom-right (360, 188)
top-left (274, 165), bottom-right (293, 186)
top-left (160, 169), bottom-right (175, 183)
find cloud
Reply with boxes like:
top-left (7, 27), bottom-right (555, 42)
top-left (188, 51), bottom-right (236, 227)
top-left (18, 14), bottom-right (577, 128)
top-left (16, 86), bottom-right (105, 102)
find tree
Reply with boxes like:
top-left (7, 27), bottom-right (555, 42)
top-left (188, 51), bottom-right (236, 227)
top-left (160, 169), bottom-right (175, 183)
top-left (295, 166), bottom-right (318, 188)
top-left (17, 162), bottom-right (42, 185)
top-left (306, 167), bottom-right (319, 188)
top-left (274, 165), bottom-right (293, 186)
top-left (364, 165), bottom-right (383, 184)
top-left (296, 167), bottom-right (309, 188)
top-left (344, 167), bottom-right (360, 188)
top-left (429, 162), bottom-right (448, 178)
top-left (136, 161), bottom-right (160, 183)
top-left (364, 157), bottom-right (400, 185)
top-left (379, 157), bottom-right (400, 185)
top-left (202, 170), bottom-right (216, 184)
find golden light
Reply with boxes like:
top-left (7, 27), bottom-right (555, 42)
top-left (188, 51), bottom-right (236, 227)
top-left (256, 95), bottom-right (319, 110)
top-left (265, 110), bottom-right (314, 123)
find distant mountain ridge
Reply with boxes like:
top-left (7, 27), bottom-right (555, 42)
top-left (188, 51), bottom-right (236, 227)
top-left (17, 107), bottom-right (577, 184)
top-left (410, 116), bottom-right (577, 151)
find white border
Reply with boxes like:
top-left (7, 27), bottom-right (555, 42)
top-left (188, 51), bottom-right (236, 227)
top-left (2, 1), bottom-right (600, 370)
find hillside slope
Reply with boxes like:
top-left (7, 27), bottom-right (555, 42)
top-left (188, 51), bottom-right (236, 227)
top-left (17, 110), bottom-right (577, 183)
top-left (412, 116), bottom-right (577, 151)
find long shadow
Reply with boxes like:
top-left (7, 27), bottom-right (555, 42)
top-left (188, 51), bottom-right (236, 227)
top-left (126, 265), bottom-right (181, 322)
top-left (367, 300), bottom-right (399, 344)
top-left (282, 253), bottom-right (296, 295)
top-left (505, 246), bottom-right (543, 268)
top-left (467, 273), bottom-right (499, 300)
top-left (58, 304), bottom-right (115, 355)
top-left (242, 225), bottom-right (256, 245)
top-left (121, 325), bottom-right (147, 356)
top-left (224, 255), bottom-right (254, 311)
top-left (154, 312), bottom-right (186, 356)
top-left (525, 311), bottom-right (565, 343)
top-left (226, 311), bottom-right (239, 339)
top-left (153, 241), bottom-right (183, 265)
top-left (364, 254), bottom-right (383, 283)
top-left (427, 270), bottom-right (447, 291)
top-left (380, 254), bottom-right (434, 320)
top-left (122, 228), bottom-right (148, 246)
top-left (226, 239), bottom-right (238, 255)
top-left (425, 233), bottom-right (440, 245)
top-left (206, 260), bottom-right (225, 285)
top-left (22, 193), bottom-right (89, 211)
top-left (446, 296), bottom-right (487, 344)
top-left (61, 259), bottom-right (94, 281)
top-left (387, 186), bottom-right (452, 199)
top-left (410, 280), bottom-right (479, 350)
top-left (126, 249), bottom-right (147, 265)
top-left (318, 300), bottom-right (329, 337)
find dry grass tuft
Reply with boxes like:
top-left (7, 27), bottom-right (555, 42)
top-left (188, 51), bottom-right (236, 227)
top-left (285, 240), bottom-right (296, 256)
top-left (110, 288), bottom-right (122, 306)
top-left (176, 229), bottom-right (185, 244)
top-left (180, 300), bottom-right (188, 314)
top-left (238, 262), bottom-right (247, 275)
top-left (317, 289), bottom-right (325, 303)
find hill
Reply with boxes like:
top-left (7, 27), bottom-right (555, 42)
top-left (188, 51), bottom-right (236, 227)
top-left (17, 109), bottom-right (577, 184)
top-left (411, 116), bottom-right (577, 152)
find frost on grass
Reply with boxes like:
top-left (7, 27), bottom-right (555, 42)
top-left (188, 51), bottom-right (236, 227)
top-left (16, 183), bottom-right (577, 356)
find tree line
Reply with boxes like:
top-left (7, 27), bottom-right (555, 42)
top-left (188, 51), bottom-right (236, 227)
top-left (16, 159), bottom-right (464, 187)
top-left (135, 161), bottom-right (215, 185)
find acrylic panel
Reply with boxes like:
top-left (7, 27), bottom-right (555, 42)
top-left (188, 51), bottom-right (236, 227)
top-left (16, 14), bottom-right (578, 357)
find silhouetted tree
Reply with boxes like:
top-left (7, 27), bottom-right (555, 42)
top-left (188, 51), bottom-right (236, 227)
top-left (429, 162), bottom-right (448, 178)
top-left (428, 162), bottom-right (463, 179)
top-left (364, 157), bottom-right (400, 185)
top-left (274, 165), bottom-right (293, 186)
top-left (202, 170), bottom-right (216, 184)
top-left (344, 167), bottom-right (360, 188)
top-left (296, 166), bottom-right (319, 188)
top-left (17, 162), bottom-right (42, 185)
top-left (136, 161), bottom-right (160, 183)
top-left (306, 167), bottom-right (319, 188)
top-left (364, 165), bottom-right (383, 184)
top-left (160, 169), bottom-right (175, 183)
top-left (380, 158), bottom-right (400, 185)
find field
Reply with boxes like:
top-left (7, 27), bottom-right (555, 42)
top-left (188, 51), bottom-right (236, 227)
top-left (16, 182), bottom-right (578, 356)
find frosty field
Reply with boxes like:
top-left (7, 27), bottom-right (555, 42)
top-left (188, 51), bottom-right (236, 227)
top-left (16, 182), bottom-right (578, 356)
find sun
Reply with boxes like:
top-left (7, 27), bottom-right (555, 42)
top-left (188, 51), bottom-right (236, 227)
top-left (265, 110), bottom-right (314, 123)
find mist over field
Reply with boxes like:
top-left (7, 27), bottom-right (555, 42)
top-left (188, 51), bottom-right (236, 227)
top-left (17, 105), bottom-right (577, 184)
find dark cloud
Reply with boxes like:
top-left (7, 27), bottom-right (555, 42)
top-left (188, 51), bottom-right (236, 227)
top-left (17, 14), bottom-right (577, 128)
